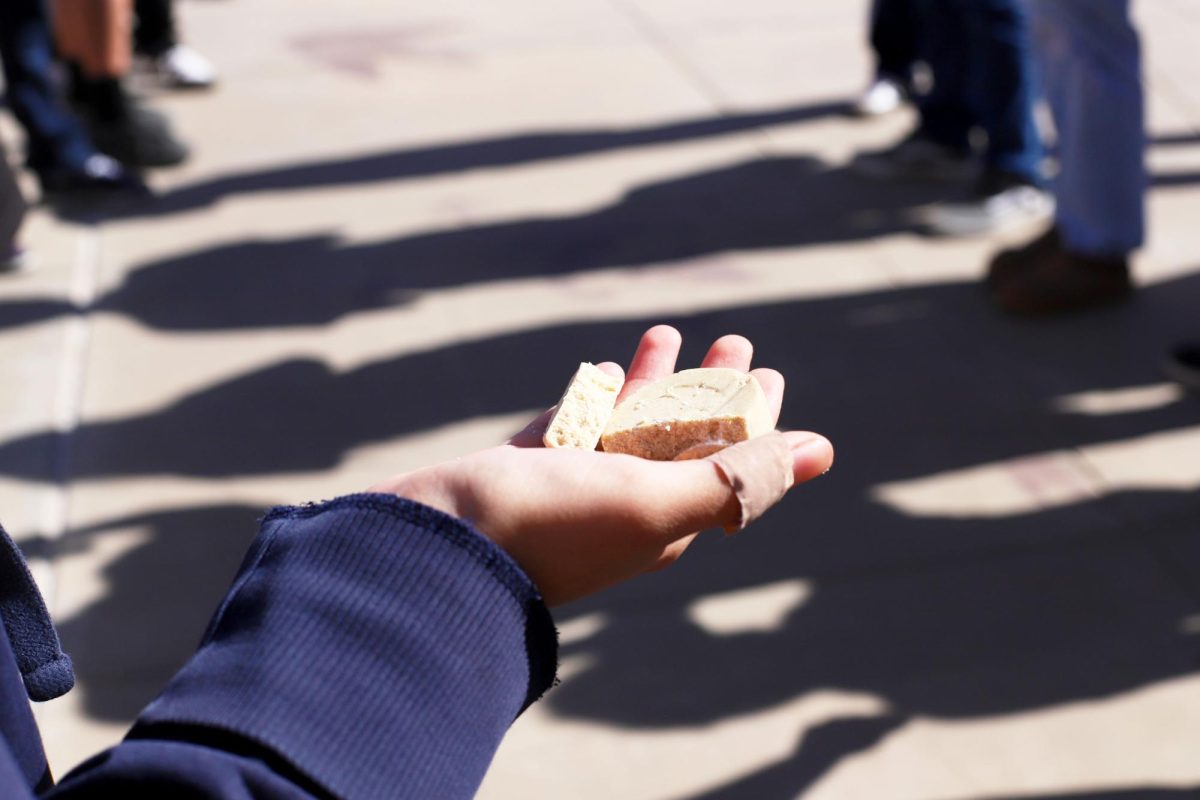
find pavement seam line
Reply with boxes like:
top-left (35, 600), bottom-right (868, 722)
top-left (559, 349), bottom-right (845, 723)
top-left (40, 224), bottom-right (103, 617)
top-left (604, 0), bottom-right (730, 114)
top-left (604, 0), bottom-right (791, 163)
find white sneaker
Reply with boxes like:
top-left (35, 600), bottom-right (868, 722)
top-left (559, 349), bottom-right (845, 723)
top-left (157, 45), bottom-right (217, 89)
top-left (924, 179), bottom-right (1054, 236)
top-left (855, 77), bottom-right (905, 117)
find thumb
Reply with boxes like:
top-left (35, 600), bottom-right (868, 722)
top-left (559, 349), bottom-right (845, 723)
top-left (647, 431), bottom-right (834, 539)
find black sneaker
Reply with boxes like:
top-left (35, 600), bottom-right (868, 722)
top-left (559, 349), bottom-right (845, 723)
top-left (1163, 342), bottom-right (1200, 391)
top-left (850, 132), bottom-right (977, 183)
top-left (86, 103), bottom-right (189, 168)
top-left (36, 153), bottom-right (148, 197)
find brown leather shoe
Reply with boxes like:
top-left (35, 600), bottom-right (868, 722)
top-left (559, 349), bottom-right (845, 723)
top-left (988, 233), bottom-right (1132, 315)
top-left (985, 226), bottom-right (1060, 291)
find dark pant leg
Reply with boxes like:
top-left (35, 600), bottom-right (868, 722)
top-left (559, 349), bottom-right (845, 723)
top-left (916, 0), bottom-right (974, 151)
top-left (963, 0), bottom-right (1044, 183)
top-left (0, 0), bottom-right (95, 172)
top-left (134, 0), bottom-right (178, 57)
top-left (1032, 0), bottom-right (1143, 254)
top-left (0, 138), bottom-right (28, 248)
top-left (870, 0), bottom-right (922, 82)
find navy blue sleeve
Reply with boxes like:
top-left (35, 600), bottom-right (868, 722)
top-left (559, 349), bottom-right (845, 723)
top-left (47, 494), bottom-right (559, 800)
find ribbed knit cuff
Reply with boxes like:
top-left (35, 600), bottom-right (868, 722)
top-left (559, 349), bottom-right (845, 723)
top-left (132, 494), bottom-right (558, 800)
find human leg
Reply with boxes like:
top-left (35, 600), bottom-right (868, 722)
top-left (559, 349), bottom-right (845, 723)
top-left (917, 0), bottom-right (1051, 235)
top-left (133, 0), bottom-right (175, 57)
top-left (53, 0), bottom-right (188, 167)
top-left (870, 0), bottom-right (921, 83)
top-left (964, 0), bottom-right (1044, 185)
top-left (0, 0), bottom-right (142, 193)
top-left (134, 0), bottom-right (216, 90)
top-left (851, 0), bottom-right (979, 180)
top-left (53, 0), bottom-right (134, 80)
top-left (984, 0), bottom-right (1141, 314)
top-left (0, 0), bottom-right (95, 171)
top-left (914, 0), bottom-right (973, 152)
top-left (857, 0), bottom-right (923, 115)
top-left (1031, 0), bottom-right (1144, 256)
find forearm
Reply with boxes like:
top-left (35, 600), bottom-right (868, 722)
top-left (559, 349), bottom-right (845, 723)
top-left (49, 495), bottom-right (558, 800)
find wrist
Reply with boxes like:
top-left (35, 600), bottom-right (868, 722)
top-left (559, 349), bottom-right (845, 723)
top-left (369, 466), bottom-right (463, 522)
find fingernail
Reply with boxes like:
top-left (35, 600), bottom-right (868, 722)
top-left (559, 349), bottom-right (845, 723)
top-left (787, 432), bottom-right (827, 452)
top-left (786, 432), bottom-right (834, 474)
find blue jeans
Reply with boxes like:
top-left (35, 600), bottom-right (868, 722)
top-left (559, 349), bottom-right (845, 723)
top-left (918, 0), bottom-right (1044, 185)
top-left (1030, 0), bottom-right (1144, 256)
top-left (0, 0), bottom-right (96, 173)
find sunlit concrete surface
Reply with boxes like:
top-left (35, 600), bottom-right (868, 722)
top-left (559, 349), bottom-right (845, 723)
top-left (2, 0), bottom-right (1199, 797)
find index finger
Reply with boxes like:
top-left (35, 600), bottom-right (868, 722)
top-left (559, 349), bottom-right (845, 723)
top-left (617, 325), bottom-right (682, 403)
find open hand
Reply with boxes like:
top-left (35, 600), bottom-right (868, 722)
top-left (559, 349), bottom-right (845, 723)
top-left (370, 325), bottom-right (833, 606)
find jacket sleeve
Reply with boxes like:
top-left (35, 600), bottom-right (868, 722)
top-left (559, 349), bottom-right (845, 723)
top-left (46, 494), bottom-right (559, 800)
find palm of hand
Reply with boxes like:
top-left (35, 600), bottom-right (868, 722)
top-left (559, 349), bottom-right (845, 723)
top-left (372, 326), bottom-right (833, 606)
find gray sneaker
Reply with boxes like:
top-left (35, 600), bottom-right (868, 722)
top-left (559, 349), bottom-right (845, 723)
top-left (923, 174), bottom-right (1054, 236)
top-left (851, 135), bottom-right (977, 182)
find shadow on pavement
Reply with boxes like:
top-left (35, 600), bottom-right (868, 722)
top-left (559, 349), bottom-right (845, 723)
top-left (46, 505), bottom-right (263, 721)
top-left (966, 790), bottom-right (1200, 800)
top-left (1152, 171), bottom-right (1200, 188)
top-left (0, 274), bottom-right (1196, 484)
top-left (88, 155), bottom-right (947, 330)
top-left (1152, 132), bottom-right (1200, 147)
top-left (677, 714), bottom-right (910, 800)
top-left (50, 99), bottom-right (852, 223)
top-left (26, 279), bottom-right (1199, 774)
top-left (46, 107), bottom-right (1197, 229)
top-left (684, 749), bottom-right (1200, 800)
top-left (0, 299), bottom-right (76, 332)
top-left (11, 111), bottom-right (1199, 794)
top-left (8, 148), bottom-right (1189, 336)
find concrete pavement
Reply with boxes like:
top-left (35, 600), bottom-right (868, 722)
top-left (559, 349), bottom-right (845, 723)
top-left (2, 0), bottom-right (1199, 797)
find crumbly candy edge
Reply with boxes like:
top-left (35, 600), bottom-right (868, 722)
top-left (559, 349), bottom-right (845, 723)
top-left (601, 416), bottom-right (751, 460)
top-left (543, 362), bottom-right (623, 449)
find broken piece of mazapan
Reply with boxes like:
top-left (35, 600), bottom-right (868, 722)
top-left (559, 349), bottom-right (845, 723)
top-left (600, 368), bottom-right (773, 461)
top-left (543, 362), bottom-right (624, 450)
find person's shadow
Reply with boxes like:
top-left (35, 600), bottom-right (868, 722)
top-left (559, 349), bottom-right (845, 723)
top-left (46, 99), bottom-right (854, 223)
top-left (679, 714), bottom-right (1200, 800)
top-left (3, 151), bottom-right (953, 335)
top-left (535, 283), bottom-right (1200, 798)
top-left (32, 504), bottom-right (263, 722)
top-left (85, 154), bottom-right (947, 331)
top-left (0, 272), bottom-right (1196, 485)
